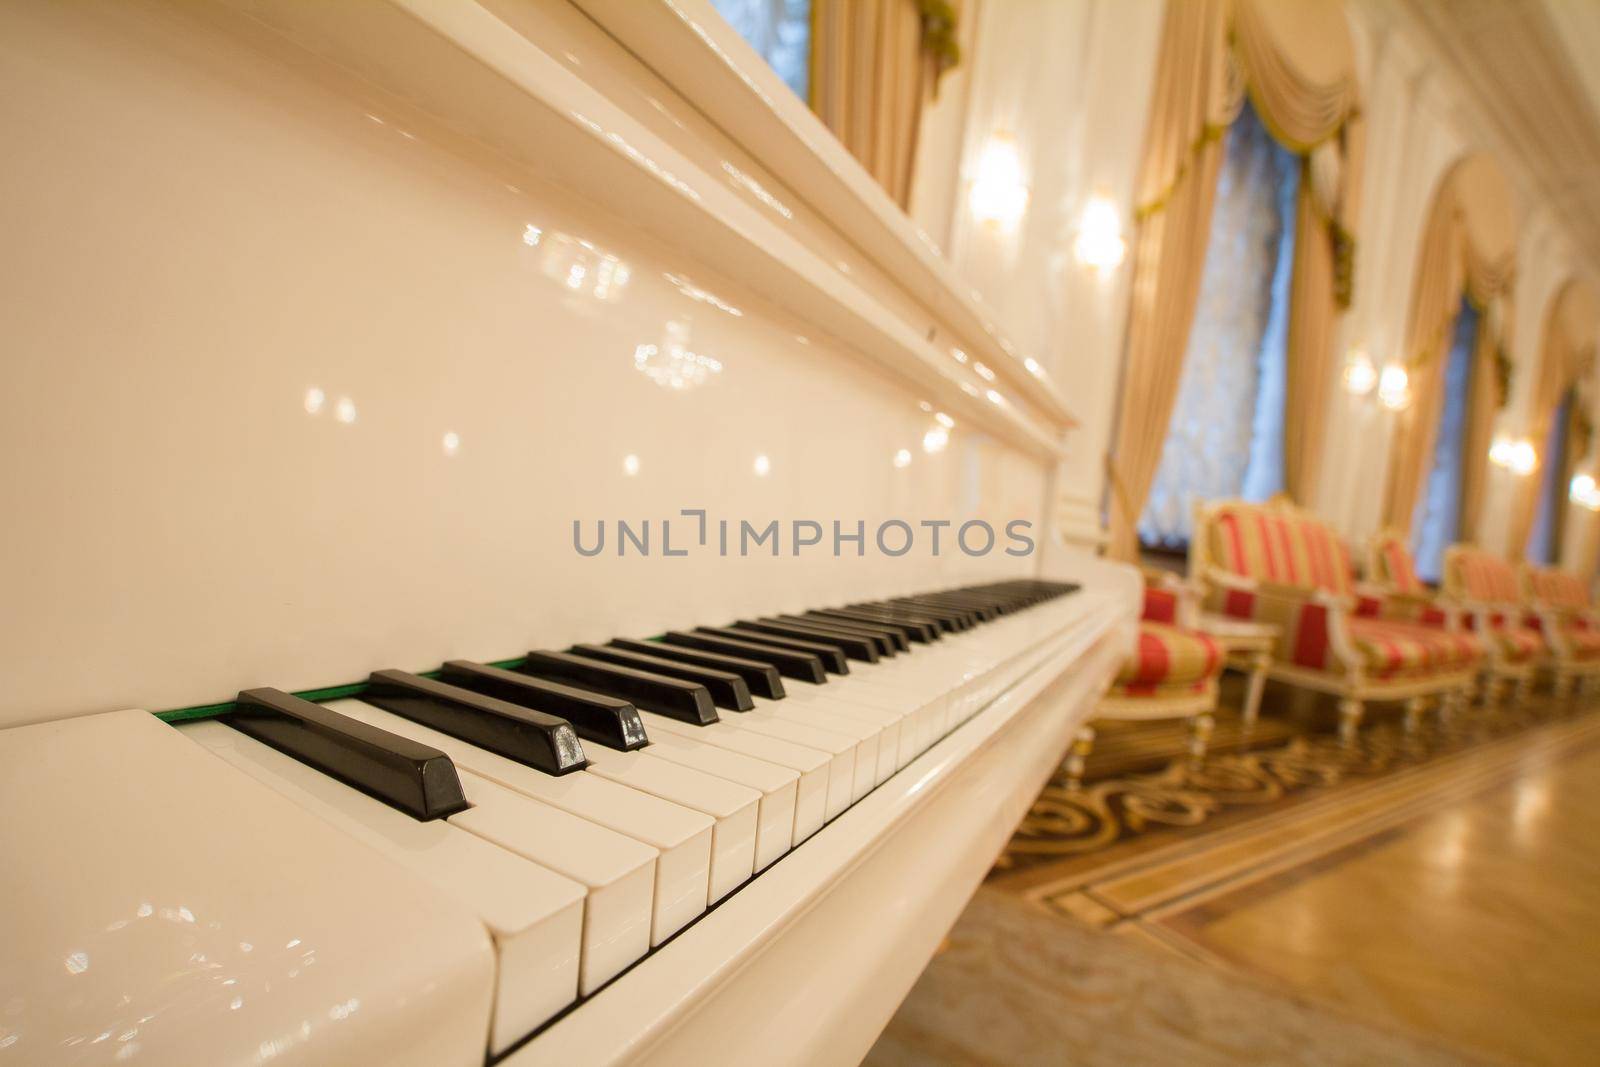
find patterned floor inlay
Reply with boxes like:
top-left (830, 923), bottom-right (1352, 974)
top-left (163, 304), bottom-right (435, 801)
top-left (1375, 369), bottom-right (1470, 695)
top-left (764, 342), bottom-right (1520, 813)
top-left (989, 699), bottom-right (1556, 891)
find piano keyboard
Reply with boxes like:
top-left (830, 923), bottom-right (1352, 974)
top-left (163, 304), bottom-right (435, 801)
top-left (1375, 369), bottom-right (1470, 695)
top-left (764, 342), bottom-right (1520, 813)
top-left (0, 581), bottom-right (1083, 1066)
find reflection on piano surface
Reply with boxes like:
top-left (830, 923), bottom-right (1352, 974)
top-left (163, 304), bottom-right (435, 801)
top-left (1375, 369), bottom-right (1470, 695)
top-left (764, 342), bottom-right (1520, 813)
top-left (0, 1), bottom-right (1137, 1065)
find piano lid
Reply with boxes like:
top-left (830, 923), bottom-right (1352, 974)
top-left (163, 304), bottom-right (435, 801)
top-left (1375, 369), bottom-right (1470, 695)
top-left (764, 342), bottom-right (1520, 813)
top-left (0, 0), bottom-right (1087, 729)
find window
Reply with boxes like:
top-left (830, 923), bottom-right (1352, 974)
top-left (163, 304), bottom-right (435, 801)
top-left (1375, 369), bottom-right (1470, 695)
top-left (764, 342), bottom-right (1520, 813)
top-left (710, 0), bottom-right (811, 101)
top-left (1411, 299), bottom-right (1479, 584)
top-left (1138, 100), bottom-right (1299, 549)
top-left (1527, 387), bottom-right (1576, 565)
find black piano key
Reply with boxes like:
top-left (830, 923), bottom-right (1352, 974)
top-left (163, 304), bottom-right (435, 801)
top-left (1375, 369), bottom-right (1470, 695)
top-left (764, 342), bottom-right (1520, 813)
top-left (831, 606), bottom-right (947, 639)
top-left (609, 638), bottom-right (787, 700)
top-left (864, 602), bottom-right (967, 632)
top-left (906, 594), bottom-right (995, 621)
top-left (736, 619), bottom-right (880, 663)
top-left (700, 626), bottom-right (850, 675)
top-left (661, 630), bottom-right (828, 684)
top-left (570, 644), bottom-right (754, 711)
top-left (227, 688), bottom-right (470, 821)
top-left (518, 650), bottom-right (718, 726)
top-left (880, 599), bottom-right (975, 630)
top-left (793, 614), bottom-right (908, 655)
top-left (775, 614), bottom-right (897, 656)
top-left (438, 660), bottom-right (647, 751)
top-left (805, 609), bottom-right (925, 646)
top-left (362, 670), bottom-right (587, 775)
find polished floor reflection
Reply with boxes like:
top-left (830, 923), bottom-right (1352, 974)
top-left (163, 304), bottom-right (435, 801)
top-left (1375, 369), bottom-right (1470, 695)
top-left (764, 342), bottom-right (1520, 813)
top-left (873, 699), bottom-right (1600, 1065)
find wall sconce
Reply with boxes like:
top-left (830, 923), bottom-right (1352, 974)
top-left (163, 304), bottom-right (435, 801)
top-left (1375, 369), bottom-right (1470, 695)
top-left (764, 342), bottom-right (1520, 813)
top-left (969, 132), bottom-right (1030, 231)
top-left (1377, 362), bottom-right (1411, 410)
top-left (1072, 196), bottom-right (1126, 271)
top-left (1571, 472), bottom-right (1600, 510)
top-left (1490, 435), bottom-right (1537, 475)
top-left (1342, 348), bottom-right (1377, 395)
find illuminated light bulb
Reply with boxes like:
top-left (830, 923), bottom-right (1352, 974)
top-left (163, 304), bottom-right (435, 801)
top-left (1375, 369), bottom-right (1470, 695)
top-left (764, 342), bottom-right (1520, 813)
top-left (441, 431), bottom-right (460, 457)
top-left (1023, 357), bottom-right (1045, 378)
top-left (303, 387), bottom-right (325, 415)
top-left (1377, 363), bottom-right (1410, 410)
top-left (1343, 349), bottom-right (1377, 396)
top-left (334, 396), bottom-right (357, 424)
top-left (622, 453), bottom-right (640, 477)
top-left (969, 133), bottom-right (1030, 230)
top-left (923, 426), bottom-right (949, 454)
top-left (1490, 436), bottom-right (1513, 467)
top-left (986, 388), bottom-right (1005, 405)
top-left (934, 411), bottom-right (955, 429)
top-left (893, 448), bottom-right (912, 469)
top-left (973, 361), bottom-right (996, 382)
top-left (1509, 439), bottom-right (1537, 476)
top-left (753, 454), bottom-right (771, 477)
top-left (1072, 196), bottom-right (1127, 271)
top-left (1570, 472), bottom-right (1596, 506)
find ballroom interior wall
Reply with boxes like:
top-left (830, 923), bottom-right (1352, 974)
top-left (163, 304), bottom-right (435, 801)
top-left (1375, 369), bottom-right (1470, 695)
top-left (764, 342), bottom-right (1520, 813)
top-left (908, 0), bottom-right (1164, 553)
top-left (906, 0), bottom-right (1600, 569)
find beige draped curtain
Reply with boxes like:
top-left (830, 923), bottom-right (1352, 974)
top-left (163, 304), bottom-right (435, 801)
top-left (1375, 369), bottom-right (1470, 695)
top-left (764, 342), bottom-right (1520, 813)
top-left (1506, 286), bottom-right (1595, 556)
top-left (1379, 158), bottom-right (1516, 539)
top-left (811, 0), bottom-right (945, 207)
top-left (1107, 0), bottom-right (1361, 559)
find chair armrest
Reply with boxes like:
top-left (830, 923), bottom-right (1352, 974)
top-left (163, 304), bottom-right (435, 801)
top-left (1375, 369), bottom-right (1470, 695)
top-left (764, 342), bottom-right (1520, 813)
top-left (1201, 575), bottom-right (1361, 673)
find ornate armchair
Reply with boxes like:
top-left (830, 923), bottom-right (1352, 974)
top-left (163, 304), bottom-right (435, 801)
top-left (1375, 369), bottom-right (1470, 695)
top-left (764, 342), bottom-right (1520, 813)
top-left (1367, 530), bottom-right (1536, 705)
top-left (1191, 500), bottom-right (1480, 743)
top-left (1518, 562), bottom-right (1600, 696)
top-left (1068, 575), bottom-right (1223, 789)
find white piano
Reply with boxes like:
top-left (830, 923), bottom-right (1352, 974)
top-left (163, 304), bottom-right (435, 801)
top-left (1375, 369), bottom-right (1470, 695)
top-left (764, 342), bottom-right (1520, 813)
top-left (0, 1), bottom-right (1138, 1064)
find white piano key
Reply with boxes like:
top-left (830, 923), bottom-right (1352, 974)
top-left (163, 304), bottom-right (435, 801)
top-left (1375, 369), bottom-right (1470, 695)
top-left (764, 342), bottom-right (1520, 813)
top-left (182, 720), bottom-right (584, 1051)
top-left (0, 711), bottom-right (495, 1067)
top-left (816, 677), bottom-right (947, 762)
top-left (637, 728), bottom-right (798, 871)
top-left (638, 712), bottom-right (829, 841)
top-left (714, 712), bottom-right (859, 820)
top-left (753, 692), bottom-right (901, 785)
top-left (330, 699), bottom-right (711, 946)
top-left (742, 699), bottom-right (882, 799)
top-left (581, 747), bottom-right (759, 902)
top-left (446, 771), bottom-right (654, 994)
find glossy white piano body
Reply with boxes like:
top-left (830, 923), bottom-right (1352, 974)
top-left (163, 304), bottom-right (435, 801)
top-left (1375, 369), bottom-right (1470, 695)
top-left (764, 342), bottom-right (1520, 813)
top-left (0, 1), bottom-right (1138, 1064)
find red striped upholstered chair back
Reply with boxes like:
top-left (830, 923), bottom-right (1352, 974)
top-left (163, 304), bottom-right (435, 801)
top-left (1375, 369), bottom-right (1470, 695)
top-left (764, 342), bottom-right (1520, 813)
top-left (1367, 529), bottom-right (1426, 594)
top-left (1522, 565), bottom-right (1591, 611)
top-left (1441, 545), bottom-right (1520, 605)
top-left (1197, 500), bottom-right (1353, 597)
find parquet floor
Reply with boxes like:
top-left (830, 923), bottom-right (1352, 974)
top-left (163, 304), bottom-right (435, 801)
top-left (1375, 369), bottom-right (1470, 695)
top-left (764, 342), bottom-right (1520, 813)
top-left (869, 687), bottom-right (1600, 1065)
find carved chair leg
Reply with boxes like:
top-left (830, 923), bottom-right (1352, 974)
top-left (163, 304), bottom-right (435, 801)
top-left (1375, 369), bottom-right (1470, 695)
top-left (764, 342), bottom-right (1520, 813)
top-left (1514, 676), bottom-right (1534, 705)
top-left (1242, 654), bottom-right (1269, 729)
top-left (1337, 698), bottom-right (1363, 747)
top-left (1403, 696), bottom-right (1427, 735)
top-left (1484, 674), bottom-right (1506, 709)
top-left (1186, 713), bottom-right (1215, 771)
top-left (1064, 725), bottom-right (1096, 791)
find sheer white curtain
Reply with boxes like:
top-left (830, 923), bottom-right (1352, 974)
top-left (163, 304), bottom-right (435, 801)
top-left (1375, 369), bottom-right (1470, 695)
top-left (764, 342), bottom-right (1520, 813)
top-left (1138, 101), bottom-right (1299, 548)
top-left (1411, 299), bottom-right (1479, 584)
top-left (710, 0), bottom-right (812, 100)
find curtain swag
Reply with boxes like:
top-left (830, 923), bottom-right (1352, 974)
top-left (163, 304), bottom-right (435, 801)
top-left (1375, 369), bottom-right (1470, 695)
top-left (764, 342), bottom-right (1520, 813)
top-left (1106, 0), bottom-right (1361, 557)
